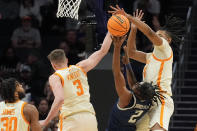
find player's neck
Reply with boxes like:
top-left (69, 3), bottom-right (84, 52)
top-left (55, 64), bottom-right (68, 70)
top-left (5, 99), bottom-right (20, 104)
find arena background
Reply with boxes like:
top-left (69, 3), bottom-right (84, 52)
top-left (0, 0), bottom-right (196, 131)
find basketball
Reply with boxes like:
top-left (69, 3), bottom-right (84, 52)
top-left (107, 14), bottom-right (130, 37)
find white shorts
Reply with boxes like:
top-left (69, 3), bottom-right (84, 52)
top-left (148, 94), bottom-right (174, 130)
top-left (58, 112), bottom-right (98, 131)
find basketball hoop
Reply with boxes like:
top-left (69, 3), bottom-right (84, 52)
top-left (56, 0), bottom-right (82, 20)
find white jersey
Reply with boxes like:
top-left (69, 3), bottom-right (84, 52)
top-left (0, 101), bottom-right (30, 131)
top-left (143, 38), bottom-right (173, 96)
top-left (55, 65), bottom-right (95, 118)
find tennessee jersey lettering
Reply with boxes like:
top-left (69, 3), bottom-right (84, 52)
top-left (0, 101), bottom-right (30, 131)
top-left (55, 65), bottom-right (95, 118)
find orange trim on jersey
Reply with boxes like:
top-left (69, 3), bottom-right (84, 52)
top-left (152, 51), bottom-right (173, 62)
top-left (157, 62), bottom-right (165, 86)
top-left (58, 65), bottom-right (73, 70)
top-left (160, 98), bottom-right (165, 128)
top-left (59, 115), bottom-right (63, 131)
top-left (54, 72), bottom-right (64, 86)
top-left (156, 61), bottom-right (165, 128)
top-left (75, 65), bottom-right (87, 76)
top-left (21, 102), bottom-right (30, 126)
top-left (57, 66), bottom-right (68, 70)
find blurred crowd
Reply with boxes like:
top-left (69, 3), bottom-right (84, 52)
top-left (0, 0), bottom-right (169, 130)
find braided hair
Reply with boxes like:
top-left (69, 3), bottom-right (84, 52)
top-left (160, 15), bottom-right (185, 48)
top-left (137, 82), bottom-right (166, 105)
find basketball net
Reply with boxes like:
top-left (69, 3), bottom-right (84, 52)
top-left (56, 0), bottom-right (82, 20)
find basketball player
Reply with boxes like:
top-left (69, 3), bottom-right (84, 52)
top-left (0, 78), bottom-right (42, 131)
top-left (108, 36), bottom-right (164, 131)
top-left (109, 5), bottom-right (185, 131)
top-left (39, 32), bottom-right (112, 131)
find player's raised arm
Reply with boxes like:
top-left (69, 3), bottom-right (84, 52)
top-left (122, 46), bottom-right (137, 87)
top-left (127, 10), bottom-right (146, 63)
top-left (76, 32), bottom-right (112, 73)
top-left (23, 104), bottom-right (42, 131)
top-left (109, 5), bottom-right (163, 46)
top-left (112, 36), bottom-right (132, 108)
top-left (39, 74), bottom-right (64, 126)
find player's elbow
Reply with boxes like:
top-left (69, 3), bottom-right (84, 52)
top-left (100, 45), bottom-right (109, 56)
top-left (60, 97), bottom-right (64, 103)
top-left (56, 96), bottom-right (64, 104)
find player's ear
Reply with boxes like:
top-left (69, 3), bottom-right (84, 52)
top-left (168, 37), bottom-right (172, 44)
top-left (51, 63), bottom-right (57, 70)
top-left (14, 91), bottom-right (19, 99)
top-left (164, 31), bottom-right (172, 44)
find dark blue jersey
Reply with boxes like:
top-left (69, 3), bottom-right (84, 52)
top-left (107, 93), bottom-right (152, 131)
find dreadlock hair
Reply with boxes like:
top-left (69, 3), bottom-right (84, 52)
top-left (137, 82), bottom-right (166, 105)
top-left (0, 78), bottom-right (18, 103)
top-left (0, 77), bottom-right (3, 95)
top-left (159, 15), bottom-right (185, 50)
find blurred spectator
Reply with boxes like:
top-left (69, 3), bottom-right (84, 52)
top-left (0, 0), bottom-right (19, 20)
top-left (19, 0), bottom-right (42, 26)
top-left (17, 64), bottom-right (32, 102)
top-left (40, 0), bottom-right (65, 34)
top-left (0, 47), bottom-right (20, 77)
top-left (51, 120), bottom-right (58, 131)
top-left (43, 118), bottom-right (59, 131)
top-left (11, 16), bottom-right (41, 49)
top-left (26, 50), bottom-right (50, 104)
top-left (64, 29), bottom-right (86, 62)
top-left (44, 81), bottom-right (54, 105)
top-left (133, 0), bottom-right (161, 31)
top-left (58, 41), bottom-right (81, 65)
top-left (132, 0), bottom-right (161, 52)
top-left (11, 16), bottom-right (42, 61)
top-left (38, 98), bottom-right (49, 120)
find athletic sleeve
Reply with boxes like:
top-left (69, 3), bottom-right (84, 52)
top-left (146, 53), bottom-right (152, 62)
top-left (153, 37), bottom-right (172, 59)
top-left (154, 37), bottom-right (171, 52)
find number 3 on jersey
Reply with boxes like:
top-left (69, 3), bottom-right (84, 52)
top-left (73, 79), bottom-right (84, 96)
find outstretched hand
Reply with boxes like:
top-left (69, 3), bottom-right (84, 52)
top-left (112, 35), bottom-right (127, 48)
top-left (133, 9), bottom-right (144, 21)
top-left (131, 9), bottom-right (144, 28)
top-left (108, 5), bottom-right (129, 18)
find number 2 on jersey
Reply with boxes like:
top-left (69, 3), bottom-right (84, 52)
top-left (1, 117), bottom-right (17, 131)
top-left (73, 79), bottom-right (84, 96)
top-left (128, 110), bottom-right (143, 123)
